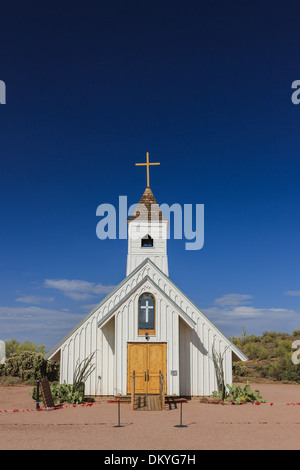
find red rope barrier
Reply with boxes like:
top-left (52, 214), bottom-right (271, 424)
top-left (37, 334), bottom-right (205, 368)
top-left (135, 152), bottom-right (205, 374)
top-left (0, 402), bottom-right (95, 413)
top-left (2, 400), bottom-right (300, 413)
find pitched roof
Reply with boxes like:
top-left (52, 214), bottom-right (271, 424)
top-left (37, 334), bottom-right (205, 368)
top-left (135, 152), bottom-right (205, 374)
top-left (45, 258), bottom-right (247, 362)
top-left (127, 186), bottom-right (166, 222)
top-left (97, 274), bottom-right (197, 330)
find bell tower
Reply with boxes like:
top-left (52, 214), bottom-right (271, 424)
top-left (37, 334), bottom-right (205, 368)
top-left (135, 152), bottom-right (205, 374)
top-left (126, 153), bottom-right (169, 276)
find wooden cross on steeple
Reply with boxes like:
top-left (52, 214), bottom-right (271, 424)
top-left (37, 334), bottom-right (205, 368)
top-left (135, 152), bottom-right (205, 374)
top-left (135, 152), bottom-right (160, 187)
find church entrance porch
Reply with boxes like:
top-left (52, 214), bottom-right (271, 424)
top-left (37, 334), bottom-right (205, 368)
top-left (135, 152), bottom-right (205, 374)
top-left (127, 342), bottom-right (167, 395)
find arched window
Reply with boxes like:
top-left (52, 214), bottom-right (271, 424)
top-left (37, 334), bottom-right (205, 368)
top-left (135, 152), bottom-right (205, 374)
top-left (138, 292), bottom-right (156, 335)
top-left (141, 234), bottom-right (153, 247)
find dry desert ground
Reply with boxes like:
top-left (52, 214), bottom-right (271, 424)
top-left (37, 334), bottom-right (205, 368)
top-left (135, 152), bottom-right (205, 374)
top-left (0, 382), bottom-right (300, 451)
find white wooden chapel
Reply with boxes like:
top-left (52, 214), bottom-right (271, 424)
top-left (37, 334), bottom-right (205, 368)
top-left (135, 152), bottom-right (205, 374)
top-left (46, 153), bottom-right (246, 397)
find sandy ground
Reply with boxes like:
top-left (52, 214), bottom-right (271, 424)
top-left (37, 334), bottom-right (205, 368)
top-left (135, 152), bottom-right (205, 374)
top-left (0, 383), bottom-right (300, 450)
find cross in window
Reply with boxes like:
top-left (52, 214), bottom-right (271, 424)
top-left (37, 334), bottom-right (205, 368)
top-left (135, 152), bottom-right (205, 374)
top-left (141, 300), bottom-right (154, 323)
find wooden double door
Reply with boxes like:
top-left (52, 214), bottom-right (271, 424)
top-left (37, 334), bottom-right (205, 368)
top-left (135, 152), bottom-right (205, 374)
top-left (127, 342), bottom-right (167, 395)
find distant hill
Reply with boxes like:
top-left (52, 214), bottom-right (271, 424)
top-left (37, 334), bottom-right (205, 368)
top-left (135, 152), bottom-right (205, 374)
top-left (230, 329), bottom-right (300, 383)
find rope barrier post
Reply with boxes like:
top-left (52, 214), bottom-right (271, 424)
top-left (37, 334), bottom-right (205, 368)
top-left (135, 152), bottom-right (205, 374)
top-left (112, 397), bottom-right (123, 427)
top-left (180, 400), bottom-right (183, 426)
top-left (174, 398), bottom-right (187, 428)
top-left (36, 379), bottom-right (40, 411)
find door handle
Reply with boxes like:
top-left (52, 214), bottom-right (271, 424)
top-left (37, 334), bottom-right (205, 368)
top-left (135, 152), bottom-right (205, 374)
top-left (147, 370), bottom-right (149, 382)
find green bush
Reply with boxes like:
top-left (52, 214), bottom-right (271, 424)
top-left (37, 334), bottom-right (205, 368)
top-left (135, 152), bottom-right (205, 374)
top-left (1, 351), bottom-right (59, 383)
top-left (31, 351), bottom-right (96, 405)
top-left (226, 381), bottom-right (266, 404)
top-left (5, 339), bottom-right (48, 358)
top-left (277, 332), bottom-right (288, 339)
top-left (243, 342), bottom-right (269, 360)
top-left (262, 334), bottom-right (276, 344)
top-left (262, 330), bottom-right (278, 339)
top-left (230, 336), bottom-right (242, 348)
top-left (51, 381), bottom-right (85, 405)
top-left (256, 365), bottom-right (269, 378)
top-left (232, 361), bottom-right (248, 377)
top-left (245, 334), bottom-right (261, 343)
top-left (31, 380), bottom-right (95, 405)
top-left (212, 381), bottom-right (266, 404)
top-left (4, 354), bottom-right (21, 377)
top-left (293, 329), bottom-right (300, 336)
top-left (264, 355), bottom-right (300, 382)
top-left (275, 340), bottom-right (293, 358)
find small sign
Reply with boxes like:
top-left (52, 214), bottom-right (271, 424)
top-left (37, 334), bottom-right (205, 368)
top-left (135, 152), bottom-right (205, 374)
top-left (170, 370), bottom-right (178, 376)
top-left (0, 341), bottom-right (6, 364)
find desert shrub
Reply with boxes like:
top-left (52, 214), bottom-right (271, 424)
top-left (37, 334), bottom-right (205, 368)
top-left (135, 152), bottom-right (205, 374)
top-left (232, 361), bottom-right (248, 377)
top-left (281, 369), bottom-right (300, 382)
top-left (293, 329), bottom-right (300, 336)
top-left (211, 381), bottom-right (266, 404)
top-left (31, 352), bottom-right (96, 405)
top-left (20, 351), bottom-right (46, 380)
top-left (258, 349), bottom-right (300, 382)
top-left (32, 381), bottom-right (84, 405)
top-left (51, 381), bottom-right (85, 404)
top-left (245, 334), bottom-right (261, 343)
top-left (262, 332), bottom-right (277, 344)
top-left (275, 340), bottom-right (293, 358)
top-left (226, 381), bottom-right (266, 404)
top-left (261, 335), bottom-right (273, 344)
top-left (230, 336), bottom-right (242, 348)
top-left (5, 339), bottom-right (47, 358)
top-left (262, 330), bottom-right (278, 339)
top-left (1, 351), bottom-right (59, 383)
top-left (31, 380), bottom-right (95, 405)
top-left (255, 365), bottom-right (269, 378)
top-left (211, 342), bottom-right (228, 400)
top-left (264, 355), bottom-right (300, 382)
top-left (277, 332), bottom-right (288, 339)
top-left (46, 360), bottom-right (60, 381)
top-left (243, 342), bottom-right (269, 360)
top-left (4, 354), bottom-right (21, 377)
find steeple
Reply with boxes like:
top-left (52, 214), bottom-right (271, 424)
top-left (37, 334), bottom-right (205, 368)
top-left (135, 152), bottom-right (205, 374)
top-left (127, 186), bottom-right (165, 222)
top-left (126, 154), bottom-right (169, 276)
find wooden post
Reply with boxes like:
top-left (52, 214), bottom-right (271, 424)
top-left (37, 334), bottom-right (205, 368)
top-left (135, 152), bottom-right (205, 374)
top-left (159, 371), bottom-right (165, 410)
top-left (36, 379), bottom-right (40, 410)
top-left (117, 398), bottom-right (120, 427)
top-left (131, 370), bottom-right (135, 410)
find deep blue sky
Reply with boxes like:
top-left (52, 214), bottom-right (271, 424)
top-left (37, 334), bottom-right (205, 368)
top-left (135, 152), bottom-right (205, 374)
top-left (1, 1), bottom-right (300, 349)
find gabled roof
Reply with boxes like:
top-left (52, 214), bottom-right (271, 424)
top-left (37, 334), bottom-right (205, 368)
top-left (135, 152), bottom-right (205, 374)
top-left (97, 274), bottom-right (196, 329)
top-left (45, 257), bottom-right (247, 362)
top-left (45, 258), bottom-right (154, 359)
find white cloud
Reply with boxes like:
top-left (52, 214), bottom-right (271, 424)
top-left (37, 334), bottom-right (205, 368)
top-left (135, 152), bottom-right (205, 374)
top-left (284, 290), bottom-right (300, 297)
top-left (214, 293), bottom-right (253, 307)
top-left (200, 291), bottom-right (300, 337)
top-left (15, 295), bottom-right (54, 304)
top-left (0, 305), bottom-right (83, 348)
top-left (44, 279), bottom-right (116, 301)
top-left (205, 305), bottom-right (297, 321)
